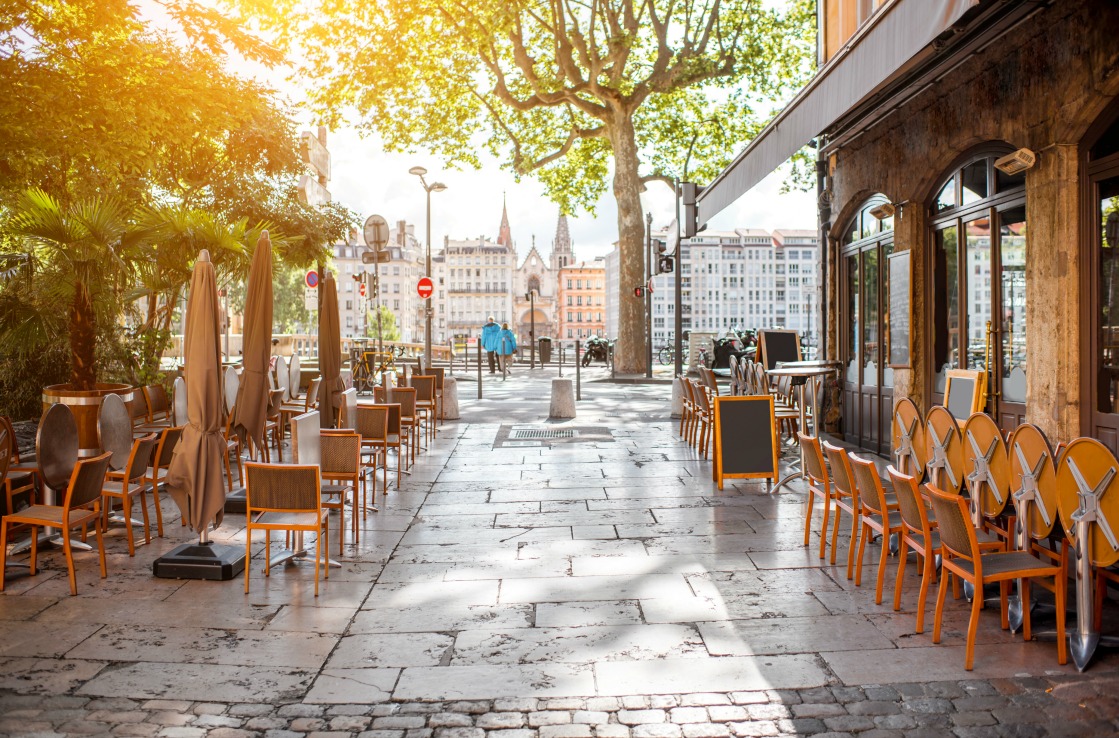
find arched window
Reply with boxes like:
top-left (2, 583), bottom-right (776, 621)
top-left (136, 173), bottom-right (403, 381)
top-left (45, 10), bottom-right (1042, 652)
top-left (840, 195), bottom-right (894, 453)
top-left (527, 274), bottom-right (541, 294)
top-left (928, 150), bottom-right (1026, 428)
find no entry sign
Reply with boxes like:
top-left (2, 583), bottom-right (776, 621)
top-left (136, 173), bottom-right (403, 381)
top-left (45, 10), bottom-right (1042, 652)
top-left (417, 276), bottom-right (434, 299)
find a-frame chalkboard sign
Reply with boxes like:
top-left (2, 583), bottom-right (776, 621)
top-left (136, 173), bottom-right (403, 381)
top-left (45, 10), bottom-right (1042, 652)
top-left (713, 395), bottom-right (779, 490)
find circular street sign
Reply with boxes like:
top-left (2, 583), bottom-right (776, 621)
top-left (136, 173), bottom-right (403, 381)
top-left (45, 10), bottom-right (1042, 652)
top-left (305, 270), bottom-right (319, 289)
top-left (417, 276), bottom-right (434, 299)
top-left (647, 278), bottom-right (655, 294)
top-left (363, 214), bottom-right (390, 251)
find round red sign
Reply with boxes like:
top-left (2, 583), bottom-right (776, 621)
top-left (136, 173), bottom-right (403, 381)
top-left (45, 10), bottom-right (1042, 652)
top-left (417, 276), bottom-right (434, 299)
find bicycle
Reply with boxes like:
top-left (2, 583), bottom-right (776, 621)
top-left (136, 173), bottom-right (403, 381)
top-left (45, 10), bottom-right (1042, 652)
top-left (657, 344), bottom-right (676, 366)
top-left (350, 344), bottom-right (404, 394)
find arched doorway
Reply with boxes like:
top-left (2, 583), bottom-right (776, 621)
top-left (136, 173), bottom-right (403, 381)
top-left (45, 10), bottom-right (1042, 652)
top-left (928, 149), bottom-right (1027, 432)
top-left (840, 196), bottom-right (894, 454)
top-left (1084, 106), bottom-right (1119, 451)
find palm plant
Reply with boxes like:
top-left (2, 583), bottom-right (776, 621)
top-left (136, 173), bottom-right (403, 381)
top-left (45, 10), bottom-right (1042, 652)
top-left (2, 189), bottom-right (157, 391)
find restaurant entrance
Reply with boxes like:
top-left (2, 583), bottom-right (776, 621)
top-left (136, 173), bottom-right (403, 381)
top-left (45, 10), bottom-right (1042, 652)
top-left (928, 151), bottom-right (1027, 434)
top-left (1085, 111), bottom-right (1119, 453)
top-left (840, 197), bottom-right (894, 455)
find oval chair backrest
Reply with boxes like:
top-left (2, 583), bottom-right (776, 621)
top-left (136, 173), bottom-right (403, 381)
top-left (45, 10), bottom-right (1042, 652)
top-left (156, 426), bottom-right (185, 468)
top-left (288, 353), bottom-right (302, 395)
top-left (821, 441), bottom-right (857, 502)
top-left (172, 377), bottom-right (188, 426)
top-left (37, 403), bottom-right (79, 491)
top-left (126, 434), bottom-right (160, 483)
top-left (888, 466), bottom-right (929, 537)
top-left (924, 482), bottom-right (977, 561)
top-left (306, 377), bottom-right (322, 410)
top-left (274, 355), bottom-right (289, 401)
top-left (849, 453), bottom-right (890, 517)
top-left (321, 431), bottom-right (361, 475)
top-left (0, 416), bottom-right (19, 464)
top-left (245, 463), bottom-right (320, 511)
top-left (66, 453), bottom-right (113, 509)
top-left (797, 433), bottom-right (827, 486)
top-left (97, 393), bottom-right (133, 471)
top-left (224, 366), bottom-right (239, 416)
top-left (356, 405), bottom-right (389, 441)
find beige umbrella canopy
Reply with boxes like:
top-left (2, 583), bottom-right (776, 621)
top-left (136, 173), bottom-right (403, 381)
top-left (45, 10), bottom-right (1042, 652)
top-left (319, 271), bottom-right (344, 428)
top-left (232, 231), bottom-right (273, 457)
top-left (166, 250), bottom-right (228, 533)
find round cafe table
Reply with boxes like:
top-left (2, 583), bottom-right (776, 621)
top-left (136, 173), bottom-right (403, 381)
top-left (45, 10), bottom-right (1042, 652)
top-left (765, 360), bottom-right (841, 492)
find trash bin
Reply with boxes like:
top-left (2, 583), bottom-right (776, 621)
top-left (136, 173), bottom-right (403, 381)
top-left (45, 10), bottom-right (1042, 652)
top-left (538, 337), bottom-right (553, 364)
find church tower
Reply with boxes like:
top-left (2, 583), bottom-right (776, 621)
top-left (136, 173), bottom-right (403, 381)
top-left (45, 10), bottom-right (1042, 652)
top-left (497, 195), bottom-right (514, 249)
top-left (550, 211), bottom-right (574, 271)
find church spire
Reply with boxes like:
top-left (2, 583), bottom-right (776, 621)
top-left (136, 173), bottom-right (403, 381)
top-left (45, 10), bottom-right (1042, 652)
top-left (551, 209), bottom-right (573, 270)
top-left (497, 194), bottom-right (513, 248)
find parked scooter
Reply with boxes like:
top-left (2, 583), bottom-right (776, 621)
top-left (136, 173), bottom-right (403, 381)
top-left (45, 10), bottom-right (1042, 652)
top-left (581, 336), bottom-right (611, 367)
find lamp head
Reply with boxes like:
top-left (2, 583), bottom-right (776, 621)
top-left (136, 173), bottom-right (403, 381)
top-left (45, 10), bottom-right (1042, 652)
top-left (431, 182), bottom-right (447, 192)
top-left (408, 166), bottom-right (428, 177)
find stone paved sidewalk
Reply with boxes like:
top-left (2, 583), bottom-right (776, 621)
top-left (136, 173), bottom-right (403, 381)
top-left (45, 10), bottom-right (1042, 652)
top-left (1, 368), bottom-right (1117, 737)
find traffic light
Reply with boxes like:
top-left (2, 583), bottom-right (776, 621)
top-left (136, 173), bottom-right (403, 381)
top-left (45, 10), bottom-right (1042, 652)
top-left (658, 255), bottom-right (675, 274)
top-left (680, 181), bottom-right (705, 239)
top-left (370, 274), bottom-right (379, 299)
top-left (633, 285), bottom-right (645, 298)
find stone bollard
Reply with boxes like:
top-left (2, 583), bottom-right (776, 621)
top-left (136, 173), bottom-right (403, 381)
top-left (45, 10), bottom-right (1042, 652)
top-left (549, 378), bottom-right (576, 419)
top-left (670, 378), bottom-right (682, 418)
top-left (443, 377), bottom-right (461, 420)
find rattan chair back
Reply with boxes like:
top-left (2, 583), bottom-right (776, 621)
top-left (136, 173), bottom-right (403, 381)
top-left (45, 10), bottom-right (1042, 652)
top-left (822, 441), bottom-right (857, 502)
top-left (391, 387), bottom-right (417, 419)
top-left (798, 433), bottom-right (827, 485)
top-left (246, 463), bottom-right (320, 511)
top-left (412, 376), bottom-right (435, 404)
top-left (849, 452), bottom-right (890, 517)
top-left (322, 432), bottom-right (361, 475)
top-left (888, 466), bottom-right (929, 538)
top-left (925, 483), bottom-right (976, 562)
top-left (356, 405), bottom-right (389, 442)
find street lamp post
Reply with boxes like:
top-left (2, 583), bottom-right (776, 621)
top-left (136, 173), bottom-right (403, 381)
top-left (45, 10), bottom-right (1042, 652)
top-left (409, 166), bottom-right (447, 369)
top-left (526, 289), bottom-right (536, 369)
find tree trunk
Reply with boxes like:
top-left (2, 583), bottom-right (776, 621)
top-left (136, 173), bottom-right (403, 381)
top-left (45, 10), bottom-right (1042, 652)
top-left (609, 114), bottom-right (648, 375)
top-left (69, 282), bottom-right (97, 391)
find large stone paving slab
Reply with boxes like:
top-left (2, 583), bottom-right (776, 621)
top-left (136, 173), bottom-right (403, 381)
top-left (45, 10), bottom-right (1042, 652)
top-left (77, 662), bottom-right (315, 702)
top-left (452, 623), bottom-right (707, 664)
top-left (393, 663), bottom-right (596, 700)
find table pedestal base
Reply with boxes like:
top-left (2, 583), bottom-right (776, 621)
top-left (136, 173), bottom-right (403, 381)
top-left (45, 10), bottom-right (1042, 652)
top-left (152, 541), bottom-right (246, 580)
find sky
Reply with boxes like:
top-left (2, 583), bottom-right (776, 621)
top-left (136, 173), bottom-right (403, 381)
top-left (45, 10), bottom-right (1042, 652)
top-left (325, 126), bottom-right (818, 265)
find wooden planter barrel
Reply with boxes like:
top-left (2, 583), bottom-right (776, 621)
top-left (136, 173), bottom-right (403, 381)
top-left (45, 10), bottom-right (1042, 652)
top-left (42, 383), bottom-right (134, 458)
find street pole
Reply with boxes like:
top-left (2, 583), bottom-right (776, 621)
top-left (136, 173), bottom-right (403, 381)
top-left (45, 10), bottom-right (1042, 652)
top-left (528, 290), bottom-right (536, 369)
top-left (410, 167), bottom-right (446, 369)
top-left (674, 179), bottom-right (684, 378)
top-left (376, 257), bottom-right (383, 356)
top-left (645, 212), bottom-right (653, 379)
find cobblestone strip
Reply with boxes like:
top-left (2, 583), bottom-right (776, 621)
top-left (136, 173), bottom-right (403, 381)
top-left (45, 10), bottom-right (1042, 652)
top-left (2, 677), bottom-right (1117, 738)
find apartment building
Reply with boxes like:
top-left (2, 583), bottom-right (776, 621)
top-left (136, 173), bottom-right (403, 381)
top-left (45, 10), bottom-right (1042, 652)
top-left (332, 220), bottom-right (426, 342)
top-left (557, 258), bottom-right (607, 340)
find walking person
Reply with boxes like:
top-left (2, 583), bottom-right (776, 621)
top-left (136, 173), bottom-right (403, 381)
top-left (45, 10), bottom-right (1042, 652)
top-left (481, 316), bottom-right (501, 374)
top-left (498, 322), bottom-right (517, 375)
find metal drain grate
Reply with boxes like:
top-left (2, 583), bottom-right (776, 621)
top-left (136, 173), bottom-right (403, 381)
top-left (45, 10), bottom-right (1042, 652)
top-left (511, 429), bottom-right (575, 440)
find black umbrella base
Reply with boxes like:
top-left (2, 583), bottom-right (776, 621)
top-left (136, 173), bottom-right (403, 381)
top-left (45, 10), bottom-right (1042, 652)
top-left (153, 541), bottom-right (246, 581)
top-left (224, 487), bottom-right (247, 515)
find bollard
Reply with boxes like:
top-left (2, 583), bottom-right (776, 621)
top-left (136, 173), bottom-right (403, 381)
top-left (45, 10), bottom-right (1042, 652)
top-left (575, 340), bottom-right (581, 401)
top-left (558, 343), bottom-right (563, 377)
top-left (501, 337), bottom-right (508, 381)
top-left (477, 340), bottom-right (483, 399)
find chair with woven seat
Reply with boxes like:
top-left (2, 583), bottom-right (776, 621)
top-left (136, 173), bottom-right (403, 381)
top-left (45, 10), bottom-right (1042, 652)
top-left (428, 366), bottom-right (446, 424)
top-left (888, 466), bottom-right (947, 633)
top-left (355, 404), bottom-right (391, 501)
top-left (243, 462), bottom-right (329, 596)
top-left (798, 432), bottom-right (832, 560)
top-left (411, 375), bottom-right (437, 445)
top-left (101, 433), bottom-right (159, 556)
top-left (676, 376), bottom-right (694, 439)
top-left (390, 386), bottom-right (421, 460)
top-left (926, 482), bottom-right (1067, 670)
top-left (320, 430), bottom-right (364, 550)
top-left (1, 417), bottom-right (36, 519)
top-left (689, 379), bottom-right (713, 459)
top-left (0, 452), bottom-right (113, 595)
top-left (821, 441), bottom-right (862, 579)
top-left (849, 452), bottom-right (906, 604)
top-left (280, 376), bottom-right (321, 438)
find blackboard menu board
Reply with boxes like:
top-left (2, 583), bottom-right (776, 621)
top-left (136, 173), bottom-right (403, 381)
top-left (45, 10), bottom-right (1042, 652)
top-left (888, 250), bottom-right (911, 367)
top-left (758, 330), bottom-right (801, 371)
top-left (713, 396), bottom-right (778, 490)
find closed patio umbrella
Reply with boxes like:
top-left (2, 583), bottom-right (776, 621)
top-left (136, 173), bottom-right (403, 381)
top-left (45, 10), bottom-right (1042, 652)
top-left (165, 250), bottom-right (227, 533)
top-left (319, 271), bottom-right (343, 429)
top-left (232, 231), bottom-right (273, 458)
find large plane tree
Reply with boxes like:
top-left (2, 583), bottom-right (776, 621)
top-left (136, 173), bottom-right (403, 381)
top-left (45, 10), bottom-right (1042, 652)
top-left (255, 0), bottom-right (813, 373)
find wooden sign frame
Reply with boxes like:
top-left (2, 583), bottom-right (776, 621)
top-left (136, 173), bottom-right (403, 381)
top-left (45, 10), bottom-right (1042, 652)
top-left (757, 329), bottom-right (802, 371)
top-left (713, 395), bottom-right (779, 490)
top-left (944, 368), bottom-right (986, 420)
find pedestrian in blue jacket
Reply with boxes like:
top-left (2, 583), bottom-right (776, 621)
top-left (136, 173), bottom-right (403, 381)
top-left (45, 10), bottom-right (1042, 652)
top-left (498, 323), bottom-right (517, 373)
top-left (481, 316), bottom-right (501, 373)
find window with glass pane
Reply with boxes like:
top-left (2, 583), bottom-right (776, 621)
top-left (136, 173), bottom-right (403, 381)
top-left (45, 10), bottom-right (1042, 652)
top-left (965, 217), bottom-right (992, 370)
top-left (999, 206), bottom-right (1027, 403)
top-left (936, 178), bottom-right (956, 212)
top-left (846, 255), bottom-right (859, 384)
top-left (961, 160), bottom-right (989, 206)
top-left (933, 226), bottom-right (959, 392)
top-left (1099, 181), bottom-right (1119, 414)
top-left (882, 242), bottom-right (895, 388)
top-left (863, 248), bottom-right (879, 386)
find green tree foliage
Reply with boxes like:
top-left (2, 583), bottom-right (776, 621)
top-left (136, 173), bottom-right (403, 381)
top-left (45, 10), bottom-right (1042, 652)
top-left (243, 0), bottom-right (815, 372)
top-left (366, 305), bottom-right (402, 343)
